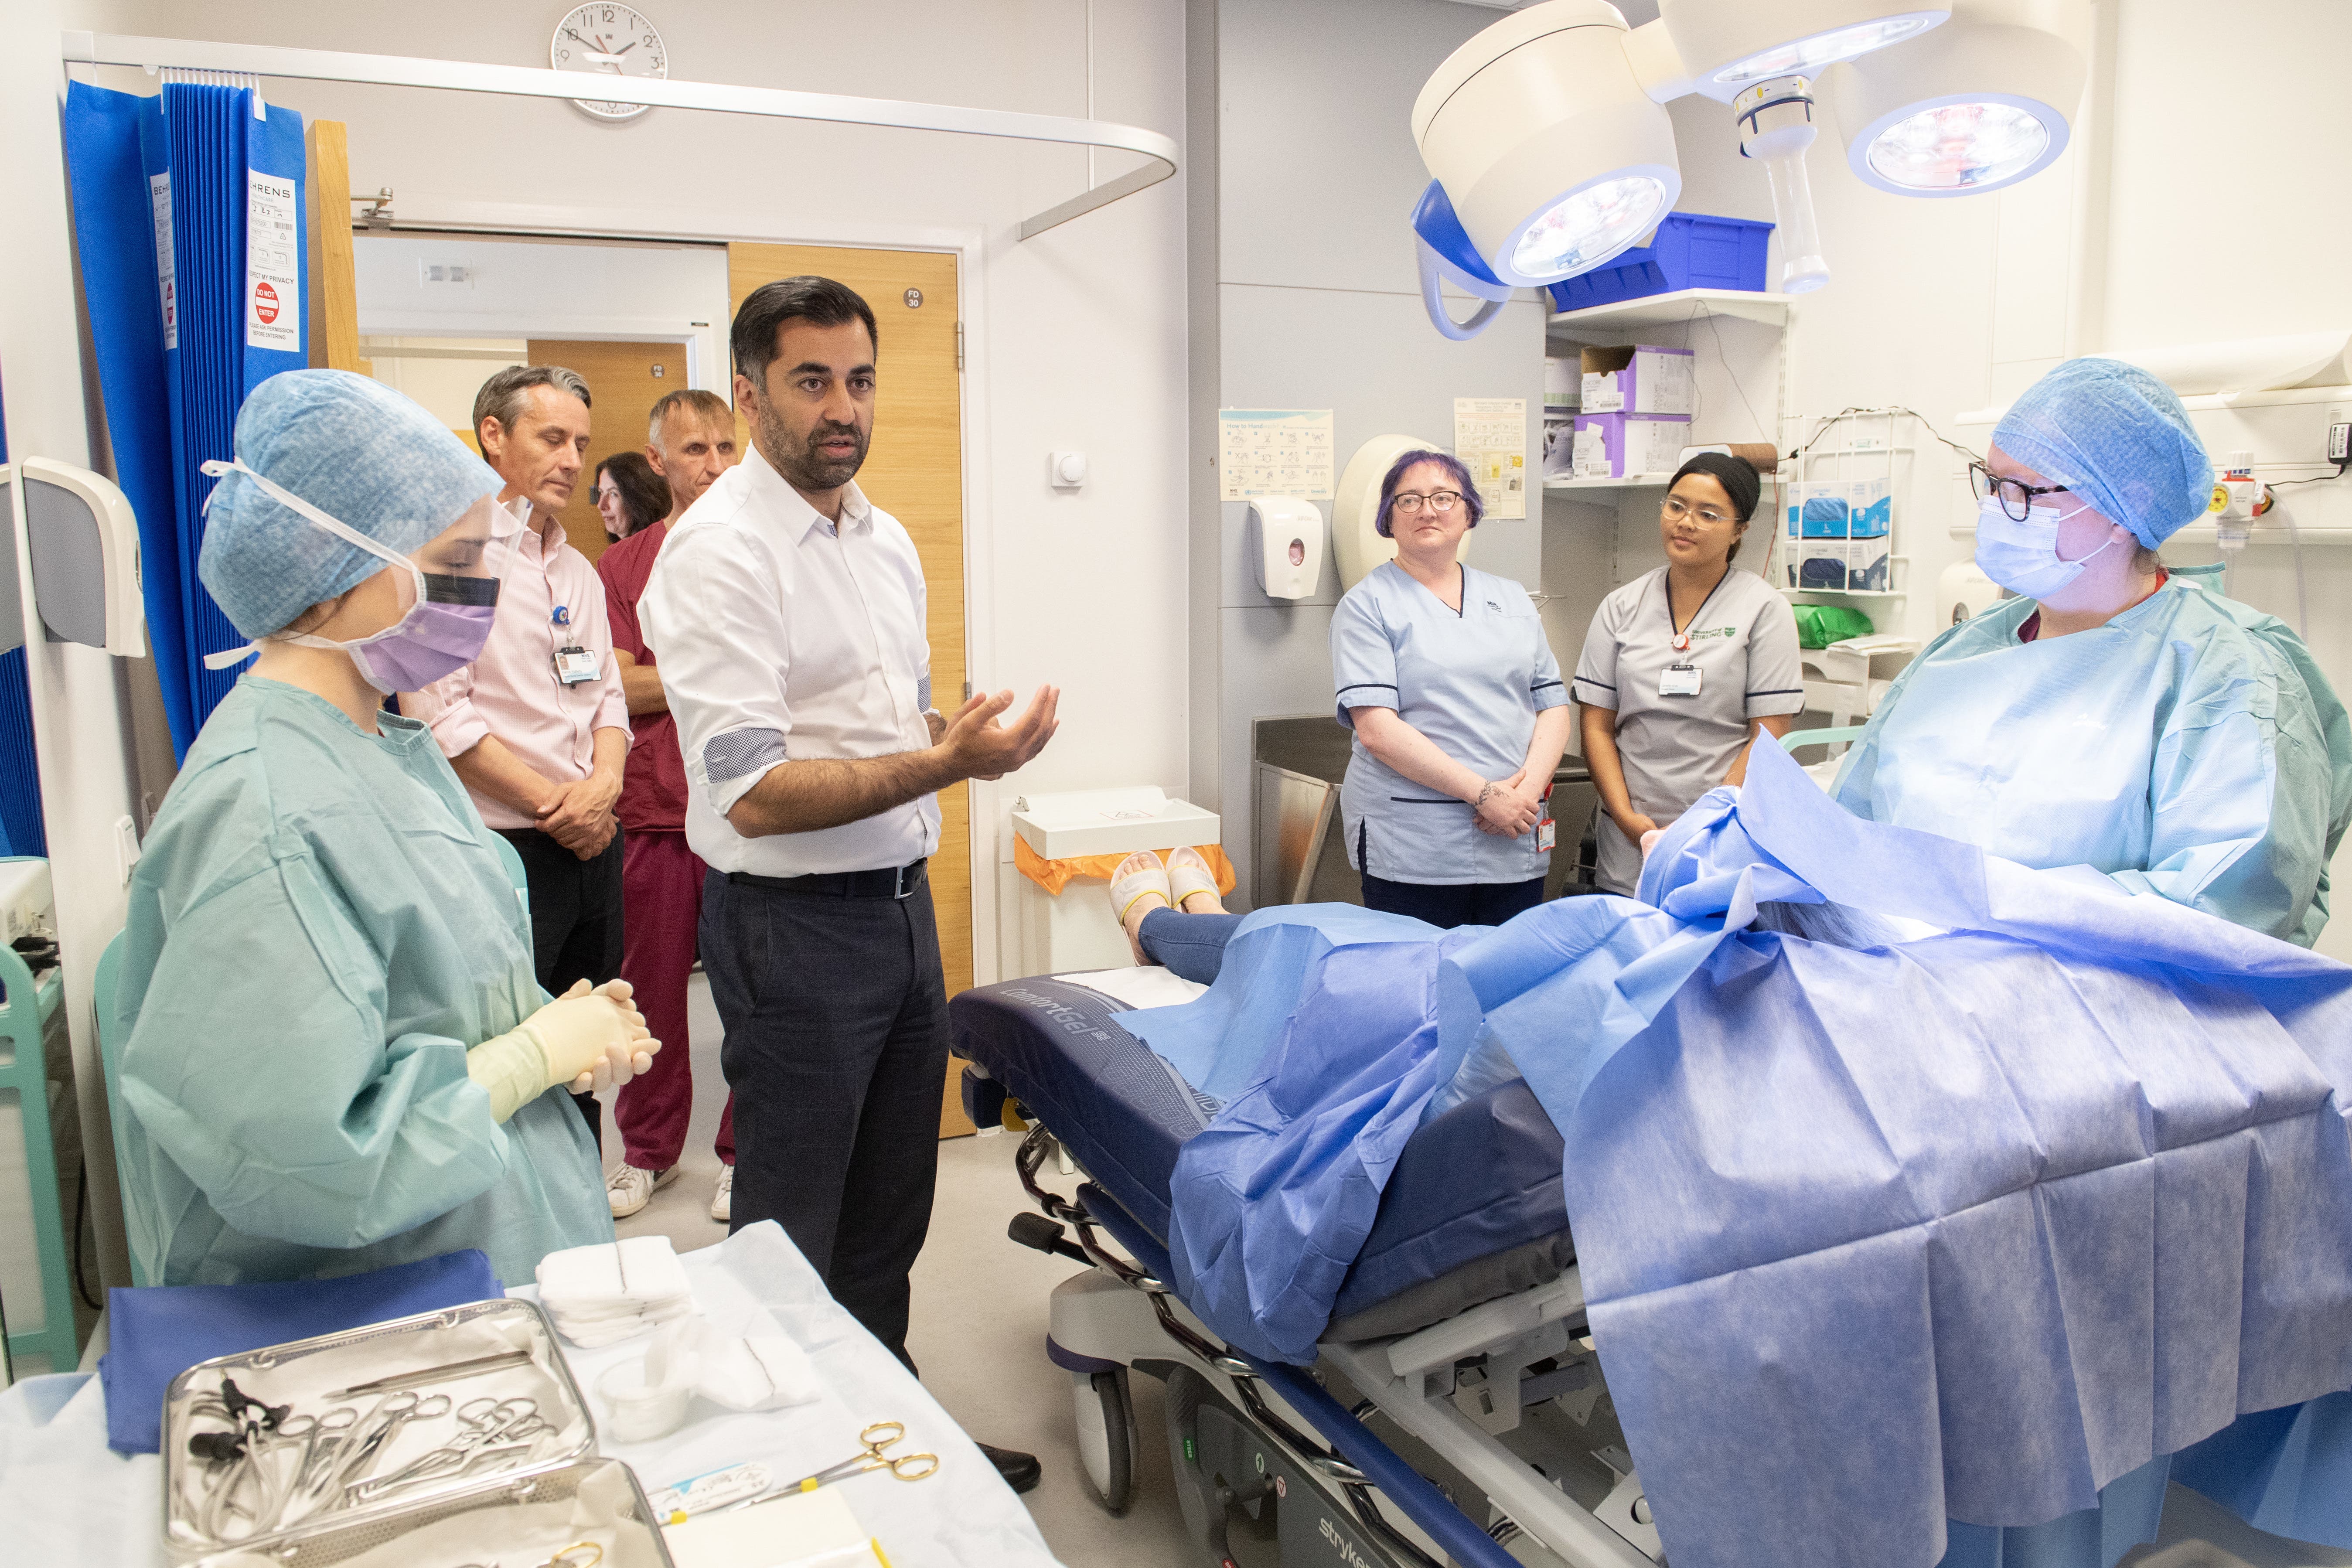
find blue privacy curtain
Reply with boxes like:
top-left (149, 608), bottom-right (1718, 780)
top-left (0, 390), bottom-right (44, 857)
top-left (64, 79), bottom-right (308, 759)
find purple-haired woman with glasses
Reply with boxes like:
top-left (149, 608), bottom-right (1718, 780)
top-left (1326, 449), bottom-right (1574, 927)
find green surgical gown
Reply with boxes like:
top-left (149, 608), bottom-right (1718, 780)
top-left (114, 677), bottom-right (614, 1285)
top-left (1833, 578), bottom-right (2352, 947)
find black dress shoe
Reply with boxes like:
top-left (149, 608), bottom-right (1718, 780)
top-left (977, 1442), bottom-right (1043, 1494)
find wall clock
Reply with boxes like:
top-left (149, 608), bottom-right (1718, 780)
top-left (552, 5), bottom-right (668, 122)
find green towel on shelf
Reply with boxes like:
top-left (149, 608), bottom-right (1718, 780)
top-left (1793, 603), bottom-right (1874, 649)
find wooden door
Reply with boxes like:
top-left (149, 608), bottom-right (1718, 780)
top-left (726, 245), bottom-right (975, 1138)
top-left (524, 339), bottom-right (692, 562)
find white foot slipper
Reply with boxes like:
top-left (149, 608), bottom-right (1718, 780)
top-left (1108, 850), bottom-right (1171, 927)
top-left (1168, 845), bottom-right (1220, 910)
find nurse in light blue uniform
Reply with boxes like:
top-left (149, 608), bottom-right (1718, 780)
top-left (1331, 449), bottom-right (1574, 928)
top-left (1835, 357), bottom-right (2352, 945)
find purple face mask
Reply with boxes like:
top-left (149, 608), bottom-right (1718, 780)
top-left (346, 595), bottom-right (501, 694)
top-left (198, 458), bottom-right (510, 691)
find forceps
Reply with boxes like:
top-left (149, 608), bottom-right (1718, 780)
top-left (784, 1422), bottom-right (940, 1493)
top-left (352, 1397), bottom-right (551, 1500)
top-left (324, 1391), bottom-right (453, 1500)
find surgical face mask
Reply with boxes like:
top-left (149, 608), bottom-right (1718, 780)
top-left (1972, 493), bottom-right (2118, 600)
top-left (201, 458), bottom-right (515, 693)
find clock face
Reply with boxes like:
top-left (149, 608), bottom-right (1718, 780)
top-left (551, 4), bottom-right (668, 122)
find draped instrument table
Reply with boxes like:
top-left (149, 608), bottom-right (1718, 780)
top-left (0, 1222), bottom-right (1065, 1567)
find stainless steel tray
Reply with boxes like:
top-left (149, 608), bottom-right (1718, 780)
top-left (163, 1298), bottom-right (596, 1560)
top-left (188, 1458), bottom-right (673, 1568)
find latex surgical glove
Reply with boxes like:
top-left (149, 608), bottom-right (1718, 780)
top-left (465, 981), bottom-right (661, 1122)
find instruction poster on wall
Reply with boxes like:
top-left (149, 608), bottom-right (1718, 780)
top-left (1218, 409), bottom-right (1335, 501)
top-left (1453, 397), bottom-right (1527, 519)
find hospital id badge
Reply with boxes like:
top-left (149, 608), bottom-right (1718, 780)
top-left (1659, 661), bottom-right (1702, 698)
top-left (1536, 817), bottom-right (1556, 852)
top-left (553, 644), bottom-right (599, 685)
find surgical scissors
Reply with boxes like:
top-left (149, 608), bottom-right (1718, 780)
top-left (783, 1422), bottom-right (940, 1493)
top-left (321, 1390), bottom-right (453, 1502)
top-left (351, 1397), bottom-right (552, 1501)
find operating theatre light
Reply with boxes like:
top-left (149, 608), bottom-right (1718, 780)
top-left (1410, 0), bottom-right (2086, 337)
top-left (1818, 0), bottom-right (2086, 196)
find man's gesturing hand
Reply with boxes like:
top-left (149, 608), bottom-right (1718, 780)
top-left (937, 685), bottom-right (1060, 782)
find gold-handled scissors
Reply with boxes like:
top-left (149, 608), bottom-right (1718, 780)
top-left (785, 1422), bottom-right (940, 1493)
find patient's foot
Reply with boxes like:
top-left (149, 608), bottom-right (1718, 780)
top-left (1168, 845), bottom-right (1227, 914)
top-left (1109, 850), bottom-right (1171, 965)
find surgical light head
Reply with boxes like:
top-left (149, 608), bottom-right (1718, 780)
top-left (1407, 0), bottom-right (2083, 337)
top-left (1819, 0), bottom-right (2086, 197)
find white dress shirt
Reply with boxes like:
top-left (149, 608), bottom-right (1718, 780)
top-left (640, 446), bottom-right (938, 876)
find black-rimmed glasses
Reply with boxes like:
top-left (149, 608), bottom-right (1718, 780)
top-left (1391, 490), bottom-right (1464, 515)
top-left (1969, 461), bottom-right (2071, 522)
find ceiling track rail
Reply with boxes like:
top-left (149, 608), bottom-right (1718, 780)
top-left (62, 31), bottom-right (1177, 240)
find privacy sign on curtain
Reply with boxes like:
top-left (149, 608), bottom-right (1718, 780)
top-left (65, 80), bottom-right (309, 759)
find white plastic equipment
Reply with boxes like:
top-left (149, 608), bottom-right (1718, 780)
top-left (1247, 496), bottom-right (1326, 601)
top-left (1009, 787), bottom-right (1222, 975)
top-left (1800, 633), bottom-right (1920, 737)
top-left (1, 458), bottom-right (145, 658)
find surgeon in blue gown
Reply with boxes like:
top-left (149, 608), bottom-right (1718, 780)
top-left (1834, 357), bottom-right (2352, 944)
top-left (114, 371), bottom-right (661, 1287)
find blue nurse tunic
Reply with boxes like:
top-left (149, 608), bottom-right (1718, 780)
top-left (1330, 561), bottom-right (1569, 886)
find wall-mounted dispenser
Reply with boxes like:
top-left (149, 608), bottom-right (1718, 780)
top-left (0, 458), bottom-right (145, 657)
top-left (1248, 496), bottom-right (1325, 601)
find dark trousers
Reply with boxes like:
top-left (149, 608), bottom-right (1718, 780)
top-left (700, 866), bottom-right (950, 1369)
top-left (498, 827), bottom-right (627, 1150)
top-left (1361, 873), bottom-right (1548, 929)
top-left (1138, 908), bottom-right (1244, 985)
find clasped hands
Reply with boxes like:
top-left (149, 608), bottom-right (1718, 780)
top-left (537, 771), bottom-right (622, 861)
top-left (533, 978), bottom-right (661, 1096)
top-left (1472, 768), bottom-right (1546, 837)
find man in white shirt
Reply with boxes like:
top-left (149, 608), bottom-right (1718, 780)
top-left (642, 277), bottom-right (1057, 1491)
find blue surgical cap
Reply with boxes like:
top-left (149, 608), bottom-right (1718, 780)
top-left (198, 369), bottom-right (505, 638)
top-left (1991, 357), bottom-right (2214, 549)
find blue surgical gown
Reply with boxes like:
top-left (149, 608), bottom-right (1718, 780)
top-left (114, 677), bottom-right (614, 1286)
top-left (1833, 578), bottom-right (2352, 946)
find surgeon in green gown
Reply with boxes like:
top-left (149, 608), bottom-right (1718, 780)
top-left (1834, 358), bottom-right (2352, 946)
top-left (115, 370), bottom-right (663, 1286)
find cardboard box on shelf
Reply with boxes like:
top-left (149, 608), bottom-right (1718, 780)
top-left (1571, 412), bottom-right (1691, 479)
top-left (1578, 344), bottom-right (1695, 416)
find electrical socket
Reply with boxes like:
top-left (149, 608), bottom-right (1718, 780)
top-left (2330, 417), bottom-right (2351, 465)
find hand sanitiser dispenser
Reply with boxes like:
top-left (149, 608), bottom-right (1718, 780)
top-left (1248, 496), bottom-right (1325, 601)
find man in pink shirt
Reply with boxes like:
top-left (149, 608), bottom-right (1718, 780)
top-left (600, 388), bottom-right (740, 1222)
top-left (406, 365), bottom-right (632, 1150)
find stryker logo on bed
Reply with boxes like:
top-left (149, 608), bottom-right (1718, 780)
top-left (1317, 1517), bottom-right (1378, 1568)
top-left (1000, 988), bottom-right (1112, 1043)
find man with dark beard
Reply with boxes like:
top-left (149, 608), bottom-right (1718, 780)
top-left (641, 276), bottom-right (1057, 1493)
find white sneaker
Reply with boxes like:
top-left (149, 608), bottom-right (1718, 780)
top-left (606, 1162), bottom-right (675, 1219)
top-left (710, 1165), bottom-right (735, 1224)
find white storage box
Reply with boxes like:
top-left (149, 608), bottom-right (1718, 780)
top-left (1011, 787), bottom-right (1222, 975)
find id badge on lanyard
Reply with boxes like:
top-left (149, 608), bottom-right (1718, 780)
top-left (1660, 661), bottom-right (1702, 697)
top-left (551, 604), bottom-right (598, 686)
top-left (1535, 781), bottom-right (1556, 852)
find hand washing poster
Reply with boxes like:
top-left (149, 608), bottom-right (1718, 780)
top-left (1453, 396), bottom-right (1527, 519)
top-left (1218, 409), bottom-right (1334, 501)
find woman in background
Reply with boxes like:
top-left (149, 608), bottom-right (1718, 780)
top-left (1328, 449), bottom-right (1572, 928)
top-left (1574, 453), bottom-right (1803, 895)
top-left (593, 449), bottom-right (670, 543)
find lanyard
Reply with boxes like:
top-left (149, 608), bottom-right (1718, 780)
top-left (1665, 566), bottom-right (1732, 652)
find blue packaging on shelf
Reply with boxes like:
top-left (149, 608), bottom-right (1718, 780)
top-left (1547, 212), bottom-right (1775, 314)
top-left (1786, 477), bottom-right (1892, 540)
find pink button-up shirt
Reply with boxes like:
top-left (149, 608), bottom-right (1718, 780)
top-left (406, 502), bottom-right (631, 830)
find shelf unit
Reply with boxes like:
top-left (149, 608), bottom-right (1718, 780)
top-left (1546, 288), bottom-right (1797, 335)
top-left (1541, 474), bottom-right (1677, 492)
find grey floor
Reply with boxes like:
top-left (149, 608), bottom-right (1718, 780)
top-left (601, 973), bottom-right (1197, 1568)
top-left (604, 979), bottom-right (2352, 1568)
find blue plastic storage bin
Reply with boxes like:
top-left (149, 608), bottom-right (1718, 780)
top-left (1546, 212), bottom-right (1774, 314)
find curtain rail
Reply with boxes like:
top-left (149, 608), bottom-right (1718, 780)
top-left (62, 31), bottom-right (1177, 240)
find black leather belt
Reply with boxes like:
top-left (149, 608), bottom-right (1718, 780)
top-left (728, 858), bottom-right (927, 899)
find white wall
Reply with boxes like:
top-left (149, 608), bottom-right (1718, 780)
top-left (1199, 0), bottom-right (1551, 905)
top-left (38, 0), bottom-right (1191, 989)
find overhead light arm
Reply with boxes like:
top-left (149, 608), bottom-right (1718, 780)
top-left (60, 31), bottom-right (1179, 241)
